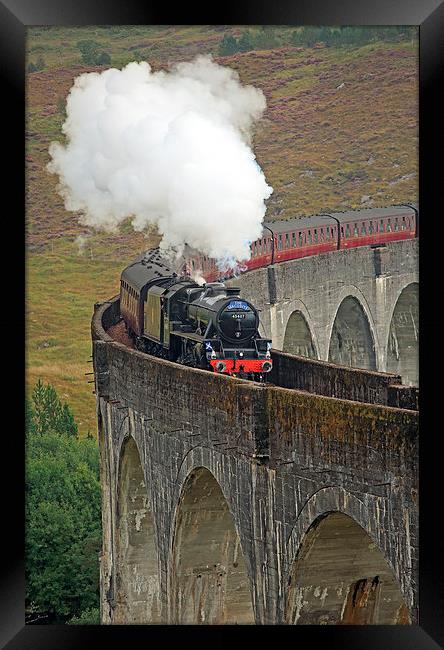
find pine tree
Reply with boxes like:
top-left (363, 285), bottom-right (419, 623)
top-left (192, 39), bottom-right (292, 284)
top-left (218, 34), bottom-right (238, 56)
top-left (238, 31), bottom-right (254, 53)
top-left (31, 380), bottom-right (78, 437)
top-left (32, 379), bottom-right (50, 436)
top-left (25, 398), bottom-right (36, 436)
top-left (44, 384), bottom-right (63, 433)
top-left (59, 403), bottom-right (78, 439)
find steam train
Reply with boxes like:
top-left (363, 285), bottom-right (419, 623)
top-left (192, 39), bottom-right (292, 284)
top-left (120, 249), bottom-right (272, 379)
top-left (186, 204), bottom-right (418, 282)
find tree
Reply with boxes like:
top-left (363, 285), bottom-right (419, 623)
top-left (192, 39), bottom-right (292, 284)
top-left (59, 403), bottom-right (79, 438)
top-left (238, 30), bottom-right (254, 53)
top-left (96, 52), bottom-right (111, 66)
top-left (254, 26), bottom-right (280, 50)
top-left (26, 429), bottom-right (101, 621)
top-left (76, 40), bottom-right (111, 66)
top-left (30, 379), bottom-right (78, 438)
top-left (27, 56), bottom-right (45, 73)
top-left (25, 398), bottom-right (36, 436)
top-left (68, 607), bottom-right (100, 625)
top-left (218, 34), bottom-right (238, 56)
top-left (32, 378), bottom-right (51, 436)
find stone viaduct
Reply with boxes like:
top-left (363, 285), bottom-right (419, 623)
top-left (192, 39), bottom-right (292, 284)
top-left (228, 239), bottom-right (418, 386)
top-left (91, 236), bottom-right (419, 626)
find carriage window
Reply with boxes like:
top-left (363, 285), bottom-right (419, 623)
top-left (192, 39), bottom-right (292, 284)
top-left (387, 220), bottom-right (392, 232)
top-left (340, 227), bottom-right (344, 238)
top-left (394, 219), bottom-right (399, 232)
top-left (380, 220), bottom-right (384, 232)
top-left (278, 234), bottom-right (283, 251)
top-left (375, 221), bottom-right (378, 232)
top-left (361, 223), bottom-right (366, 235)
top-left (326, 227), bottom-right (330, 240)
top-left (314, 229), bottom-right (318, 243)
top-left (406, 217), bottom-right (410, 228)
top-left (331, 228), bottom-right (334, 238)
top-left (345, 224), bottom-right (351, 238)
top-left (292, 232), bottom-right (297, 247)
top-left (285, 233), bottom-right (290, 249)
top-left (354, 224), bottom-right (359, 236)
top-left (401, 217), bottom-right (406, 231)
top-left (307, 231), bottom-right (312, 244)
top-left (320, 228), bottom-right (325, 242)
top-left (369, 221), bottom-right (374, 234)
top-left (299, 233), bottom-right (304, 246)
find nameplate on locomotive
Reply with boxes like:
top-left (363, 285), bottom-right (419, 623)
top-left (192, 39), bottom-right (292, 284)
top-left (226, 300), bottom-right (250, 311)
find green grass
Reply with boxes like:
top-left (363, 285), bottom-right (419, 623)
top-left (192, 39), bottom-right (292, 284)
top-left (26, 26), bottom-right (418, 436)
top-left (26, 236), bottom-right (158, 435)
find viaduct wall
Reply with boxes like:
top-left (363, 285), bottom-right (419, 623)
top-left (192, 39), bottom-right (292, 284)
top-left (92, 298), bottom-right (418, 625)
top-left (228, 239), bottom-right (419, 385)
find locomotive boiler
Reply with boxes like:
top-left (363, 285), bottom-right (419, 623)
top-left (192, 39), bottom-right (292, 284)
top-left (120, 248), bottom-right (272, 379)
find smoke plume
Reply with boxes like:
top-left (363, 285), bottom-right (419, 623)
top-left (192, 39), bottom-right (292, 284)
top-left (47, 56), bottom-right (273, 264)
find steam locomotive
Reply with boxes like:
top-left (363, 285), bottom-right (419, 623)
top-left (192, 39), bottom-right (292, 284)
top-left (120, 248), bottom-right (272, 379)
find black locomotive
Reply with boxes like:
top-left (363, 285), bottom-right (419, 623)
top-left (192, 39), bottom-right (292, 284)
top-left (120, 248), bottom-right (272, 379)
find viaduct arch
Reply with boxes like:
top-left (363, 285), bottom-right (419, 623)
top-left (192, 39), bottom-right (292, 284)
top-left (327, 292), bottom-right (377, 371)
top-left (114, 436), bottom-right (160, 623)
top-left (386, 282), bottom-right (419, 386)
top-left (170, 466), bottom-right (254, 624)
top-left (285, 487), bottom-right (410, 625)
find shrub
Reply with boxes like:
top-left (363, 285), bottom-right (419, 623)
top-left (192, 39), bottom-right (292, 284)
top-left (218, 34), bottom-right (238, 56)
top-left (76, 40), bottom-right (111, 66)
top-left (68, 607), bottom-right (100, 625)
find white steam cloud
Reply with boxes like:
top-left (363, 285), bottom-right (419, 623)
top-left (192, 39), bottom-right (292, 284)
top-left (47, 56), bottom-right (273, 264)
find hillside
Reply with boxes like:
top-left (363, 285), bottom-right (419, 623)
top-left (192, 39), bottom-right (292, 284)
top-left (26, 26), bottom-right (418, 434)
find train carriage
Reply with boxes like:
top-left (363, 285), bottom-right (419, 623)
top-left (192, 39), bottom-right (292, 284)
top-left (191, 204), bottom-right (417, 282)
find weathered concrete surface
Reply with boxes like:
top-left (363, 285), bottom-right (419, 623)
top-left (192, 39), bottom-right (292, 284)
top-left (228, 239), bottom-right (418, 385)
top-left (92, 298), bottom-right (418, 625)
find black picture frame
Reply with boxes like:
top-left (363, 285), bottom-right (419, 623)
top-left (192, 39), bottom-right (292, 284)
top-left (4, 0), bottom-right (443, 647)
